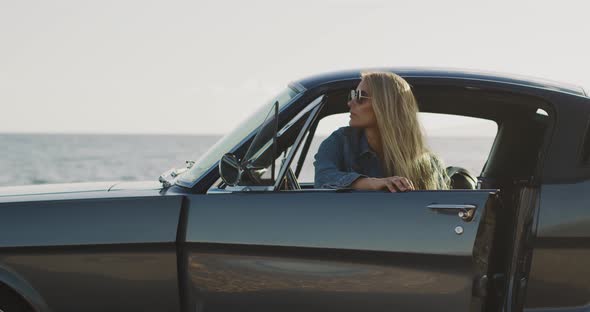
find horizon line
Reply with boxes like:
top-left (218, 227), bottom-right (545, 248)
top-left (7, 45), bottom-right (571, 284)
top-left (0, 131), bottom-right (497, 138)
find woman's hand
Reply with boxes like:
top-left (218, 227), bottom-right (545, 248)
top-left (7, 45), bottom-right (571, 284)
top-left (352, 176), bottom-right (415, 192)
top-left (380, 176), bottom-right (415, 192)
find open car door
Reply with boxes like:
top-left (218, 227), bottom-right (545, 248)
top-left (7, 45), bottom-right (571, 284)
top-left (183, 94), bottom-right (498, 312)
top-left (184, 190), bottom-right (497, 312)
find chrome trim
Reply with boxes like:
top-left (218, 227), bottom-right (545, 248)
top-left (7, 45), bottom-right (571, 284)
top-left (427, 204), bottom-right (477, 210)
top-left (428, 204), bottom-right (477, 222)
top-left (277, 95), bottom-right (324, 137)
top-left (273, 96), bottom-right (325, 190)
top-left (207, 185), bottom-right (274, 194)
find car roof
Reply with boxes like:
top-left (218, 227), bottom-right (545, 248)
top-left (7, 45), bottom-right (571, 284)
top-left (295, 67), bottom-right (587, 97)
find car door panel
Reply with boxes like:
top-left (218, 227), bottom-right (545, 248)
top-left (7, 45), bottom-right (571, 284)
top-left (185, 190), bottom-right (496, 312)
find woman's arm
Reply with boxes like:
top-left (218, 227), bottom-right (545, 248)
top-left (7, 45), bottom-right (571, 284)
top-left (313, 131), bottom-right (365, 189)
top-left (314, 130), bottom-right (415, 191)
top-left (352, 176), bottom-right (415, 192)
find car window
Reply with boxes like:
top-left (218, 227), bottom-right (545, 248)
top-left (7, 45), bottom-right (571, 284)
top-left (295, 112), bottom-right (498, 184)
top-left (209, 95), bottom-right (325, 192)
top-left (231, 95), bottom-right (324, 189)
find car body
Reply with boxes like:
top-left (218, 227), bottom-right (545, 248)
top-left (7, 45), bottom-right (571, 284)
top-left (1, 68), bottom-right (589, 312)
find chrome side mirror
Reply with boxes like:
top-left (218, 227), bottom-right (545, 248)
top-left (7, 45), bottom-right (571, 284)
top-left (219, 153), bottom-right (242, 186)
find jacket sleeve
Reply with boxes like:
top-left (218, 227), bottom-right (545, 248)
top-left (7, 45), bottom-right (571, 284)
top-left (313, 131), bottom-right (365, 189)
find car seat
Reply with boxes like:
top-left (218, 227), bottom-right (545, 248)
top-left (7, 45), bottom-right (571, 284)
top-left (446, 166), bottom-right (478, 189)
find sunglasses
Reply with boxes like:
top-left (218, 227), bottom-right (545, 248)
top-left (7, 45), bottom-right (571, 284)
top-left (348, 89), bottom-right (372, 103)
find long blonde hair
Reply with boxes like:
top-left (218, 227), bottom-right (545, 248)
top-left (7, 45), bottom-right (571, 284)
top-left (362, 72), bottom-right (448, 190)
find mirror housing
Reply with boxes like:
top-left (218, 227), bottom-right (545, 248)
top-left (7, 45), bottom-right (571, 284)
top-left (219, 153), bottom-right (242, 186)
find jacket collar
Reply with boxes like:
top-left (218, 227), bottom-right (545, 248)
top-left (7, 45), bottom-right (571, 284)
top-left (356, 128), bottom-right (377, 158)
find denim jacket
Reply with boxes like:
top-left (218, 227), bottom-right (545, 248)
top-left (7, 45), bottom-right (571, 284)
top-left (314, 127), bottom-right (385, 189)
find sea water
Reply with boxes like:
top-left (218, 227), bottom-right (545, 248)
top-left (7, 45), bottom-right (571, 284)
top-left (0, 133), bottom-right (494, 187)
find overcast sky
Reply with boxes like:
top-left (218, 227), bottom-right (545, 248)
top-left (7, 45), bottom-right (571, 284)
top-left (1, 0), bottom-right (589, 135)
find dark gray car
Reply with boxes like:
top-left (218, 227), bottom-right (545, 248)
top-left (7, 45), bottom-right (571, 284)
top-left (1, 68), bottom-right (588, 312)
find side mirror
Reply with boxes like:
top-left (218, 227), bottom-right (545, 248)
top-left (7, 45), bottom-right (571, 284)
top-left (219, 153), bottom-right (242, 186)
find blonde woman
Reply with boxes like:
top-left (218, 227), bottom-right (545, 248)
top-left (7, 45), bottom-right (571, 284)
top-left (314, 72), bottom-right (448, 191)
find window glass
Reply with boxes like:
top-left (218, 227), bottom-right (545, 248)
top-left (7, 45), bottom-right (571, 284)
top-left (298, 112), bottom-right (498, 184)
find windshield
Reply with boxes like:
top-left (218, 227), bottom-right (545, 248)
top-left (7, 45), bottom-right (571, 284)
top-left (176, 86), bottom-right (301, 187)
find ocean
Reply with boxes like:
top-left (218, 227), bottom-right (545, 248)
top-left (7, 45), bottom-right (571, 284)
top-left (0, 134), bottom-right (494, 187)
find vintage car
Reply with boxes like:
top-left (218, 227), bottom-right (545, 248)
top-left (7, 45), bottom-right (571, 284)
top-left (1, 68), bottom-right (589, 312)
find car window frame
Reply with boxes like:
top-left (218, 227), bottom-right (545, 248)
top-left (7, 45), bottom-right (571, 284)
top-left (206, 95), bottom-right (326, 194)
top-left (292, 111), bottom-right (500, 187)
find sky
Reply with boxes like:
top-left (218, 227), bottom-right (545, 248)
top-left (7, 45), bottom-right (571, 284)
top-left (1, 0), bottom-right (589, 135)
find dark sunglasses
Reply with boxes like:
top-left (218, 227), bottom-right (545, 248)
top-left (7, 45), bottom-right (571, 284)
top-left (348, 89), bottom-right (371, 103)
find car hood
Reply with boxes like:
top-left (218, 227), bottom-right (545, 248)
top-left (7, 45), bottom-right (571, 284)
top-left (0, 180), bottom-right (162, 198)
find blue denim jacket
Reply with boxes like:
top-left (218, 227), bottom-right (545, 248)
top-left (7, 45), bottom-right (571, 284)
top-left (314, 127), bottom-right (385, 189)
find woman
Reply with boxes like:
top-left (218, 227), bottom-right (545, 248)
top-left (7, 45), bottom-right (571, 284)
top-left (314, 71), bottom-right (448, 192)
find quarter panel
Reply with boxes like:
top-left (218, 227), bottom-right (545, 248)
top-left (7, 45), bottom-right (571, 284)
top-left (0, 195), bottom-right (184, 311)
top-left (525, 181), bottom-right (590, 310)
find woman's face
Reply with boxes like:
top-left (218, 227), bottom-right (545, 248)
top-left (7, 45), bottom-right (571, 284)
top-left (348, 79), bottom-right (377, 128)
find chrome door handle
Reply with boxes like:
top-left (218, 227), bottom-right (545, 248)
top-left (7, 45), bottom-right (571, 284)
top-left (427, 204), bottom-right (477, 221)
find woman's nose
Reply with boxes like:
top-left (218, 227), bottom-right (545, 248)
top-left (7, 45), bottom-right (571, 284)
top-left (347, 100), bottom-right (353, 108)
